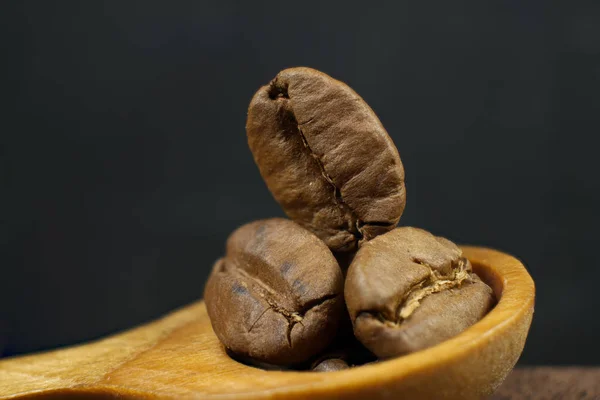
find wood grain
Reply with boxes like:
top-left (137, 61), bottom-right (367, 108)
top-left (0, 247), bottom-right (535, 399)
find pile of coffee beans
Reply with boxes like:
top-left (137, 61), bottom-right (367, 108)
top-left (204, 67), bottom-right (495, 371)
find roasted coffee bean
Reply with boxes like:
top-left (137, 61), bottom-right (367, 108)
top-left (247, 67), bottom-right (406, 253)
top-left (309, 347), bottom-right (351, 372)
top-left (312, 358), bottom-right (349, 372)
top-left (204, 218), bottom-right (344, 365)
top-left (345, 227), bottom-right (495, 359)
top-left (308, 328), bottom-right (377, 370)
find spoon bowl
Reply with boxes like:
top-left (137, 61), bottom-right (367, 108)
top-left (0, 246), bottom-right (534, 399)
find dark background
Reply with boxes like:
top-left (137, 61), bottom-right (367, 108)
top-left (2, 1), bottom-right (599, 365)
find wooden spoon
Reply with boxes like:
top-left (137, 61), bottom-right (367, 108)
top-left (0, 247), bottom-right (534, 399)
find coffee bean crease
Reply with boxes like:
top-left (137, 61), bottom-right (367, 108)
top-left (294, 114), bottom-right (363, 243)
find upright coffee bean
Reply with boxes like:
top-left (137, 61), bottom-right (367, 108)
top-left (247, 67), bottom-right (406, 252)
top-left (204, 218), bottom-right (344, 365)
top-left (345, 227), bottom-right (495, 359)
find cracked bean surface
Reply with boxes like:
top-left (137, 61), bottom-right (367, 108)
top-left (204, 218), bottom-right (344, 365)
top-left (345, 227), bottom-right (495, 359)
top-left (246, 67), bottom-right (406, 252)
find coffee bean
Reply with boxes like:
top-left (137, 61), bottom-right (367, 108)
top-left (312, 358), bottom-right (349, 372)
top-left (308, 332), bottom-right (376, 371)
top-left (204, 218), bottom-right (344, 365)
top-left (345, 227), bottom-right (495, 359)
top-left (246, 67), bottom-right (406, 252)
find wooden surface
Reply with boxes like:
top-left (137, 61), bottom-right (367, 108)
top-left (492, 367), bottom-right (600, 399)
top-left (0, 247), bottom-right (535, 399)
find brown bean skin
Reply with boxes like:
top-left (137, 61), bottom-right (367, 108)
top-left (246, 67), bottom-right (406, 252)
top-left (204, 218), bottom-right (344, 366)
top-left (345, 227), bottom-right (495, 359)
